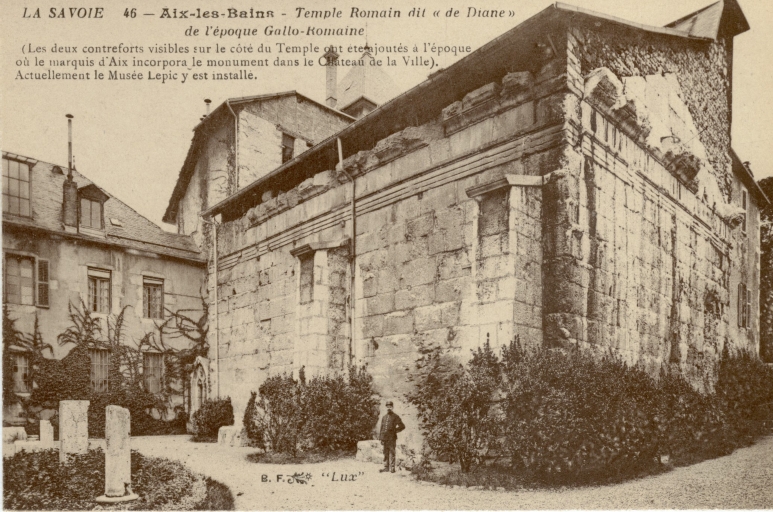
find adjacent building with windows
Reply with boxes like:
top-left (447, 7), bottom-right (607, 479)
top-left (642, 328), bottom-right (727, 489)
top-left (2, 150), bottom-right (206, 425)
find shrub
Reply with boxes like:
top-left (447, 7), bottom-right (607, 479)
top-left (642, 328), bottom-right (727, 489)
top-left (301, 365), bottom-right (379, 452)
top-left (656, 370), bottom-right (733, 462)
top-left (192, 397), bottom-right (234, 440)
top-left (716, 348), bottom-right (773, 441)
top-left (500, 344), bottom-right (661, 482)
top-left (243, 365), bottom-right (378, 454)
top-left (3, 449), bottom-right (235, 510)
top-left (88, 387), bottom-right (163, 438)
top-left (407, 341), bottom-right (502, 472)
top-left (244, 373), bottom-right (303, 453)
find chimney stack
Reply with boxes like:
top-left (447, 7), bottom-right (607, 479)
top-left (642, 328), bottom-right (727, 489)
top-left (204, 98), bottom-right (211, 117)
top-left (63, 114), bottom-right (78, 229)
top-left (323, 46), bottom-right (339, 108)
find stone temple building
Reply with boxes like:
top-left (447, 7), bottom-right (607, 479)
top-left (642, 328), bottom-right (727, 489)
top-left (163, 0), bottom-right (769, 447)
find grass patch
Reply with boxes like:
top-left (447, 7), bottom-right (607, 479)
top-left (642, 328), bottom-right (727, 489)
top-left (3, 449), bottom-right (235, 510)
top-left (246, 449), bottom-right (353, 464)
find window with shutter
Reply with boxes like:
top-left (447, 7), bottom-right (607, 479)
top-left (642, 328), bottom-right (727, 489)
top-left (738, 283), bottom-right (744, 328)
top-left (5, 254), bottom-right (35, 305)
top-left (37, 259), bottom-right (49, 307)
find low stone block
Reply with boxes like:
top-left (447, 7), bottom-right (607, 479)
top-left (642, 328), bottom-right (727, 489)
top-left (218, 425), bottom-right (249, 447)
top-left (3, 427), bottom-right (27, 444)
top-left (356, 440), bottom-right (416, 469)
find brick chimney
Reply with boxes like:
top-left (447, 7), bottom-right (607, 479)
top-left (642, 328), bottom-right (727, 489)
top-left (323, 46), bottom-right (339, 108)
top-left (63, 114), bottom-right (78, 229)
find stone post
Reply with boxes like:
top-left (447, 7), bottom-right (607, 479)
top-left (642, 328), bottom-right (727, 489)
top-left (59, 400), bottom-right (89, 463)
top-left (96, 405), bottom-right (138, 502)
top-left (40, 420), bottom-right (54, 446)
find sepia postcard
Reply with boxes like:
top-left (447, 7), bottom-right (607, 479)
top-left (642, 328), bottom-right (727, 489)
top-left (1, 0), bottom-right (772, 509)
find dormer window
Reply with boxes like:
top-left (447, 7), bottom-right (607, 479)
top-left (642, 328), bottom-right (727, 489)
top-left (80, 198), bottom-right (103, 229)
top-left (78, 184), bottom-right (109, 231)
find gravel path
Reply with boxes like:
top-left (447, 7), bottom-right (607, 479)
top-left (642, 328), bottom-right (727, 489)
top-left (131, 434), bottom-right (773, 510)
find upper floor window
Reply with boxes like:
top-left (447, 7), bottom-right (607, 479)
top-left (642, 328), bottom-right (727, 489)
top-left (281, 133), bottom-right (295, 164)
top-left (87, 268), bottom-right (111, 314)
top-left (741, 190), bottom-right (748, 234)
top-left (3, 158), bottom-right (31, 217)
top-left (4, 254), bottom-right (50, 307)
top-left (5, 254), bottom-right (34, 305)
top-left (143, 277), bottom-right (164, 319)
top-left (144, 352), bottom-right (163, 393)
top-left (80, 197), bottom-right (103, 229)
top-left (89, 348), bottom-right (109, 393)
top-left (12, 352), bottom-right (31, 393)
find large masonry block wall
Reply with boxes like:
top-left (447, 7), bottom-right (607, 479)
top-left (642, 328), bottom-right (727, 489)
top-left (541, 24), bottom-right (759, 390)
top-left (572, 25), bottom-right (733, 198)
top-left (211, 46), bottom-right (570, 428)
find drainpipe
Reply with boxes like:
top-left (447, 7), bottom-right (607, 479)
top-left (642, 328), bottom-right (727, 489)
top-left (338, 138), bottom-right (356, 367)
top-left (225, 100), bottom-right (239, 190)
top-left (201, 215), bottom-right (220, 398)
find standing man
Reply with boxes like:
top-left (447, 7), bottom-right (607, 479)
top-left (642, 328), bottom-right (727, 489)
top-left (379, 400), bottom-right (405, 473)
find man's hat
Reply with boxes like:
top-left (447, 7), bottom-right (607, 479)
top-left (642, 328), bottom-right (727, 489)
top-left (386, 400), bottom-right (393, 406)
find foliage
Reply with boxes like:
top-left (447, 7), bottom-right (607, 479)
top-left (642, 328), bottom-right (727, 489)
top-left (3, 448), bottom-right (234, 510)
top-left (655, 370), bottom-right (733, 463)
top-left (716, 348), bottom-right (773, 441)
top-left (243, 365), bottom-right (379, 454)
top-left (244, 373), bottom-right (304, 454)
top-left (301, 365), bottom-right (380, 452)
top-left (409, 337), bottom-right (772, 485)
top-left (759, 177), bottom-right (773, 363)
top-left (500, 342), bottom-right (670, 482)
top-left (407, 341), bottom-right (502, 472)
top-left (25, 299), bottom-right (205, 437)
top-left (192, 397), bottom-right (234, 441)
top-left (3, 309), bottom-right (53, 407)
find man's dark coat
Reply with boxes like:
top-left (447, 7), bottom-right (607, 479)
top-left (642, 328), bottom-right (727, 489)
top-left (379, 410), bottom-right (405, 444)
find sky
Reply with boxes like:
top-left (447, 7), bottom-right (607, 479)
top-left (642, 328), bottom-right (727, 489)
top-left (1, 0), bottom-right (771, 230)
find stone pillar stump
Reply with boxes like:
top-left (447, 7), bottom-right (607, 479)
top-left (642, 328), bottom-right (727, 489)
top-left (59, 400), bottom-right (89, 463)
top-left (96, 405), bottom-right (138, 503)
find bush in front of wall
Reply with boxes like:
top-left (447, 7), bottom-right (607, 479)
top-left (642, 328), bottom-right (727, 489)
top-left (242, 365), bottom-right (379, 455)
top-left (301, 365), bottom-right (379, 453)
top-left (407, 340), bottom-right (503, 472)
top-left (192, 397), bottom-right (234, 441)
top-left (715, 348), bottom-right (773, 442)
top-left (243, 373), bottom-right (303, 454)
